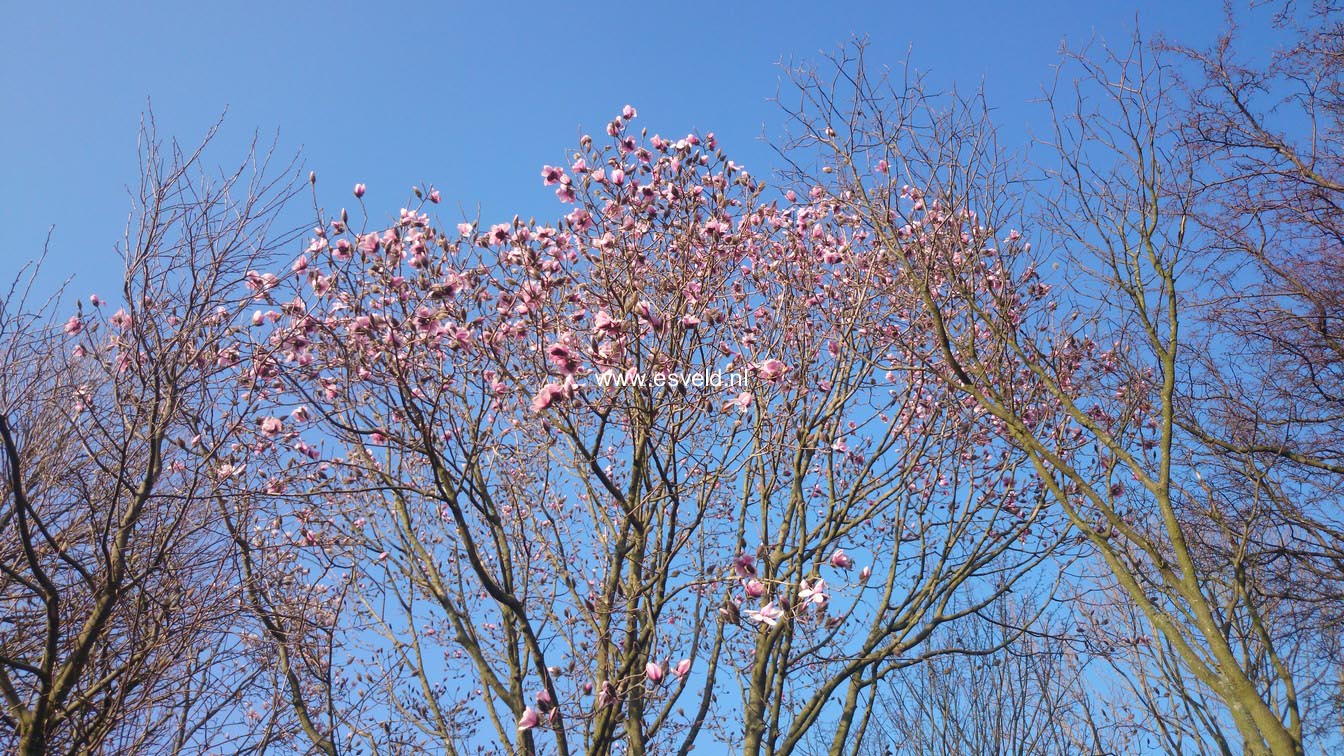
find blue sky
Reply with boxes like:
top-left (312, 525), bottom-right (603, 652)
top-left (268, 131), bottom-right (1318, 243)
top-left (4, 1), bottom-right (1236, 294)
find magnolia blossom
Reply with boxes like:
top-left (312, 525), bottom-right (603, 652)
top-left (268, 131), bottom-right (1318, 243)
top-left (517, 706), bottom-right (539, 731)
top-left (798, 578), bottom-right (828, 608)
top-left (63, 316), bottom-right (82, 335)
top-left (732, 552), bottom-right (757, 579)
top-left (746, 602), bottom-right (783, 627)
top-left (756, 358), bottom-right (788, 382)
top-left (259, 416), bottom-right (284, 436)
top-left (745, 578), bottom-right (766, 598)
top-left (672, 658), bottom-right (692, 679)
top-left (635, 300), bottom-right (662, 330)
top-left (829, 549), bottom-right (854, 570)
top-left (723, 391), bottom-right (753, 413)
top-left (547, 343), bottom-right (580, 375)
top-left (594, 310), bottom-right (621, 333)
top-left (353, 183), bottom-right (366, 198)
top-left (531, 380), bottom-right (573, 412)
top-left (645, 661), bottom-right (664, 684)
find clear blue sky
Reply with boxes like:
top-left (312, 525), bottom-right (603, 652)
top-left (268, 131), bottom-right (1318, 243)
top-left (4, 1), bottom-right (1234, 295)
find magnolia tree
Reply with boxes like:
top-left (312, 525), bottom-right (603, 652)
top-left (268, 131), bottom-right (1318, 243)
top-left (237, 102), bottom-right (1071, 754)
top-left (14, 8), bottom-right (1343, 755)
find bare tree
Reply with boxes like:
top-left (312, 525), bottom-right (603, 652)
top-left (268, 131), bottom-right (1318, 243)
top-left (780, 23), bottom-right (1342, 754)
top-left (0, 116), bottom-right (301, 754)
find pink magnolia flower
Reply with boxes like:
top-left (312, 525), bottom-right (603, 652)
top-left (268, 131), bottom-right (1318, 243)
top-left (859, 565), bottom-right (873, 582)
top-left (746, 602), bottom-right (783, 627)
top-left (429, 189), bottom-right (441, 204)
top-left (448, 327), bottom-right (474, 351)
top-left (830, 549), bottom-right (854, 570)
top-left (89, 294), bottom-right (103, 307)
top-left (798, 578), bottom-right (828, 608)
top-left (876, 158), bottom-right (889, 173)
top-left (63, 316), bottom-right (82, 335)
top-left (399, 208), bottom-right (428, 227)
top-left (726, 391), bottom-right (754, 412)
top-left (611, 168), bottom-right (626, 186)
top-left (547, 343), bottom-right (579, 375)
top-left (566, 207), bottom-right (593, 230)
top-left (541, 165), bottom-right (565, 186)
top-left (594, 310), bottom-right (621, 333)
top-left (290, 406), bottom-right (311, 422)
top-left (353, 183), bottom-right (366, 198)
top-left (259, 416), bottom-right (283, 436)
top-left (517, 706), bottom-right (539, 731)
top-left (622, 104), bottom-right (637, 120)
top-left (645, 661), bottom-right (664, 684)
top-left (635, 300), bottom-right (662, 329)
top-left (745, 578), bottom-right (766, 598)
top-left (732, 552), bottom-right (757, 579)
top-left (457, 222), bottom-right (473, 236)
top-left (109, 309), bottom-right (132, 330)
top-left (756, 358), bottom-right (789, 382)
top-left (531, 382), bottom-right (571, 412)
top-left (672, 658), bottom-right (692, 679)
